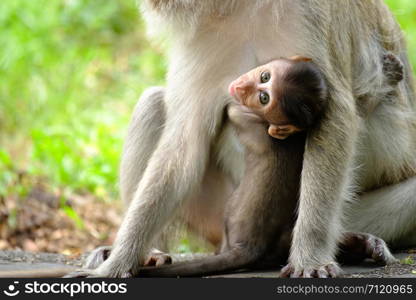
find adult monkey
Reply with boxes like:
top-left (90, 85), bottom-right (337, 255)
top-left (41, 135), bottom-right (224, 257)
top-left (71, 0), bottom-right (416, 277)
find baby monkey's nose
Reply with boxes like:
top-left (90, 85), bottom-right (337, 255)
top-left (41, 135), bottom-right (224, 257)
top-left (234, 81), bottom-right (254, 99)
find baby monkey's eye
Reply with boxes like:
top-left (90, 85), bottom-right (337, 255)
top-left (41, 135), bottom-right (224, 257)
top-left (260, 71), bottom-right (271, 83)
top-left (259, 91), bottom-right (270, 105)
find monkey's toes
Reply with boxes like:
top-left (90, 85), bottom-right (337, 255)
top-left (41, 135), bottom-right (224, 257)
top-left (279, 264), bottom-right (293, 277)
top-left (84, 246), bottom-right (112, 269)
top-left (366, 235), bottom-right (398, 265)
top-left (144, 250), bottom-right (173, 267)
top-left (339, 232), bottom-right (397, 265)
top-left (280, 263), bottom-right (341, 278)
top-left (382, 52), bottom-right (404, 83)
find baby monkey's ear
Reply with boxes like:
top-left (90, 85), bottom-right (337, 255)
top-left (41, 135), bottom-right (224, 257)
top-left (289, 55), bottom-right (312, 62)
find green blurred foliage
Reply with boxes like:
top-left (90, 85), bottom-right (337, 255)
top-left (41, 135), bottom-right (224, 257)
top-left (386, 0), bottom-right (416, 67)
top-left (0, 0), bottom-right (166, 200)
top-left (0, 0), bottom-right (414, 201)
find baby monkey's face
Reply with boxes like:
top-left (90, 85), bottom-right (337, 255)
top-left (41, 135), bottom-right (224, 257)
top-left (229, 56), bottom-right (318, 139)
top-left (229, 60), bottom-right (291, 126)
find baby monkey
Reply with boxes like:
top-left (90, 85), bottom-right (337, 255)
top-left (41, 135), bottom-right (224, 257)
top-left (229, 56), bottom-right (328, 140)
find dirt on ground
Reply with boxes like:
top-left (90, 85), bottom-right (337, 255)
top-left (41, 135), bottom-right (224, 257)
top-left (0, 182), bottom-right (122, 257)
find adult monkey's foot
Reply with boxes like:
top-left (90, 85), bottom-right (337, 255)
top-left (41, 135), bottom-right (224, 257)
top-left (64, 247), bottom-right (172, 277)
top-left (279, 232), bottom-right (397, 278)
top-left (144, 249), bottom-right (173, 267)
top-left (280, 262), bottom-right (342, 278)
top-left (338, 232), bottom-right (398, 265)
top-left (83, 246), bottom-right (112, 269)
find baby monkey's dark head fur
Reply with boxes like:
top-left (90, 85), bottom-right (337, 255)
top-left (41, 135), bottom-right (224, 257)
top-left (279, 59), bottom-right (328, 129)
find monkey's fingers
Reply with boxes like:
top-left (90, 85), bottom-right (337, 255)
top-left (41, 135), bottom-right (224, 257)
top-left (279, 264), bottom-right (293, 277)
top-left (279, 263), bottom-right (342, 278)
top-left (269, 125), bottom-right (301, 140)
top-left (271, 133), bottom-right (291, 140)
top-left (144, 251), bottom-right (173, 267)
top-left (365, 235), bottom-right (398, 265)
top-left (268, 127), bottom-right (290, 140)
top-left (84, 246), bottom-right (112, 269)
top-left (276, 126), bottom-right (292, 133)
top-left (340, 232), bottom-right (398, 265)
top-left (323, 264), bottom-right (342, 278)
top-left (383, 52), bottom-right (404, 83)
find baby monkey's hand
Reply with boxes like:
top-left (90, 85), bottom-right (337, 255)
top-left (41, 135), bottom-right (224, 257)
top-left (268, 124), bottom-right (302, 140)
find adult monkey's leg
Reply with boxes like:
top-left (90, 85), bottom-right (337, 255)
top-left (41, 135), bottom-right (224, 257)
top-left (83, 87), bottom-right (167, 270)
top-left (119, 87), bottom-right (166, 206)
top-left (282, 86), bottom-right (359, 278)
top-left (81, 86), bottom-right (229, 272)
top-left (80, 84), bottom-right (217, 277)
top-left (348, 177), bottom-right (416, 249)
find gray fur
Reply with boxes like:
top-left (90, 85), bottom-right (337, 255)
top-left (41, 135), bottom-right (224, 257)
top-left (68, 0), bottom-right (416, 277)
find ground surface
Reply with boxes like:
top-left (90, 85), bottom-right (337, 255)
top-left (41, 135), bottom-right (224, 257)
top-left (1, 183), bottom-right (415, 278)
top-left (0, 250), bottom-right (415, 278)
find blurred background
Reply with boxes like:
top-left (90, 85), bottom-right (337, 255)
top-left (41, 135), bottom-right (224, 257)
top-left (0, 0), bottom-right (415, 256)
